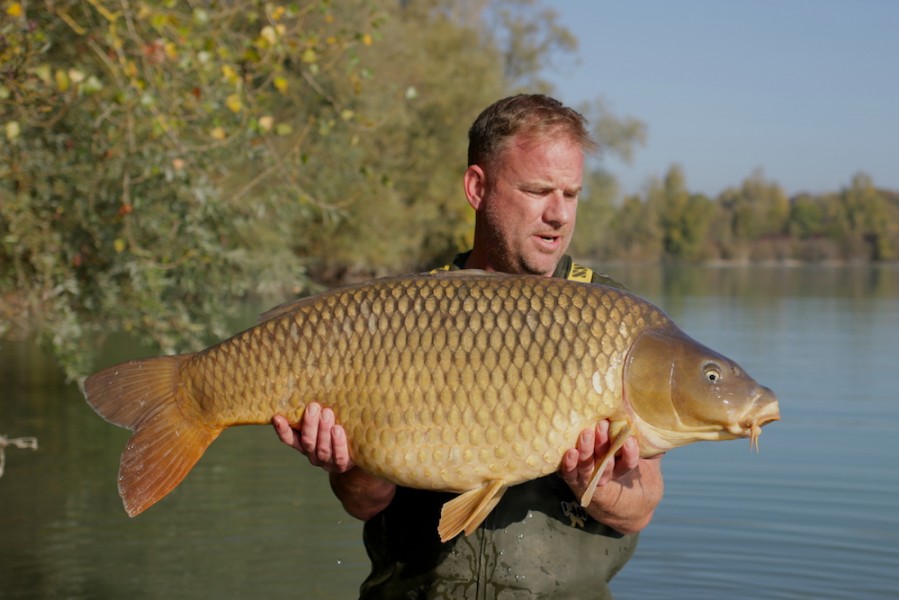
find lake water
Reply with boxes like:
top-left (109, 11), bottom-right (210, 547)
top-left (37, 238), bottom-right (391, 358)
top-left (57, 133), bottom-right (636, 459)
top-left (1, 265), bottom-right (897, 599)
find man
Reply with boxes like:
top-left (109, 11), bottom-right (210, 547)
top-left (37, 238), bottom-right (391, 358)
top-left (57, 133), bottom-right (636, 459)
top-left (272, 94), bottom-right (664, 599)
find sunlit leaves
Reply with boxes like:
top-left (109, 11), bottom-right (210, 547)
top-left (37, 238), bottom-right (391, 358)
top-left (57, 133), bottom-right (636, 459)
top-left (4, 121), bottom-right (20, 142)
top-left (0, 0), bottom-right (383, 378)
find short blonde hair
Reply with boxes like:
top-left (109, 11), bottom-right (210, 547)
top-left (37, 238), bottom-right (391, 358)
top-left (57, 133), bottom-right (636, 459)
top-left (467, 94), bottom-right (596, 172)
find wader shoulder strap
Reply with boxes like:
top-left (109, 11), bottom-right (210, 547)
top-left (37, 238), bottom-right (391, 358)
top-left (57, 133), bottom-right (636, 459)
top-left (567, 263), bottom-right (595, 283)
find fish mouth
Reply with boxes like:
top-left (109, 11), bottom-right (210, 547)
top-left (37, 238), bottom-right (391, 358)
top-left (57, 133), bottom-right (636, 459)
top-left (739, 388), bottom-right (780, 451)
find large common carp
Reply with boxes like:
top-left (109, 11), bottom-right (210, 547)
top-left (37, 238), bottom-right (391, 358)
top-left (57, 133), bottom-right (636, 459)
top-left (83, 271), bottom-right (779, 541)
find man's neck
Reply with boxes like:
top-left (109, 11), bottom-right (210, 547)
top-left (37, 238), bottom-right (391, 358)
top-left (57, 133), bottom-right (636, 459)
top-left (461, 248), bottom-right (567, 278)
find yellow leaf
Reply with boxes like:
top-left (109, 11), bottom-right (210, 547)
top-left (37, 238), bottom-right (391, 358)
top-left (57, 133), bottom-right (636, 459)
top-left (55, 69), bottom-right (70, 92)
top-left (114, 239), bottom-right (126, 253)
top-left (211, 127), bottom-right (226, 140)
top-left (165, 42), bottom-right (178, 60)
top-left (221, 65), bottom-right (239, 84)
top-left (273, 76), bottom-right (288, 93)
top-left (261, 26), bottom-right (277, 45)
top-left (226, 94), bottom-right (242, 113)
top-left (7, 3), bottom-right (22, 17)
top-left (34, 65), bottom-right (52, 85)
top-left (68, 69), bottom-right (85, 84)
top-left (301, 48), bottom-right (317, 64)
top-left (362, 33), bottom-right (373, 46)
top-left (271, 6), bottom-right (285, 21)
top-left (258, 116), bottom-right (274, 132)
top-left (5, 121), bottom-right (20, 142)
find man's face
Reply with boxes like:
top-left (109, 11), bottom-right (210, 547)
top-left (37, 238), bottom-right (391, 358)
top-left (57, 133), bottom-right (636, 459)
top-left (476, 134), bottom-right (584, 276)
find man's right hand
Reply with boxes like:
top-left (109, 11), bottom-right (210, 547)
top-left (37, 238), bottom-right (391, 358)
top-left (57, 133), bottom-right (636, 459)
top-left (273, 403), bottom-right (396, 520)
top-left (272, 403), bottom-right (354, 473)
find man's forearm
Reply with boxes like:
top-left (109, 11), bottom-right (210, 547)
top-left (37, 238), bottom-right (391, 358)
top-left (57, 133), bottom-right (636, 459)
top-left (586, 456), bottom-right (664, 535)
top-left (329, 467), bottom-right (396, 521)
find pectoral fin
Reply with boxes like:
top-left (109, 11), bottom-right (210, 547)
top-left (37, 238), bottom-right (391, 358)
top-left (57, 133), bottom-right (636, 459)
top-left (438, 480), bottom-right (507, 542)
top-left (580, 422), bottom-right (633, 507)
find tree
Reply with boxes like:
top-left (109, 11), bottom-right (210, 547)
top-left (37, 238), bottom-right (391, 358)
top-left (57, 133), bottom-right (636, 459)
top-left (569, 97), bottom-right (646, 261)
top-left (1, 0), bottom-right (382, 377)
top-left (718, 169), bottom-right (790, 242)
top-left (599, 194), bottom-right (662, 261)
top-left (569, 168), bottom-right (617, 259)
top-left (835, 172), bottom-right (896, 260)
top-left (641, 165), bottom-right (711, 261)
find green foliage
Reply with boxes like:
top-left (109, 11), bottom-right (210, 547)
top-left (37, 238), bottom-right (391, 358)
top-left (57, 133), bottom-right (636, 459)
top-left (650, 165), bottom-right (713, 260)
top-left (569, 169), bottom-right (616, 258)
top-left (1, 0), bottom-right (382, 377)
top-left (1, 0), bottom-right (602, 377)
top-left (833, 173), bottom-right (896, 260)
top-left (297, 0), bottom-right (509, 278)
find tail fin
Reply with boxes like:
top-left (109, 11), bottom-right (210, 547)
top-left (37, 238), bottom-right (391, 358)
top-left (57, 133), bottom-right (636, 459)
top-left (83, 355), bottom-right (221, 517)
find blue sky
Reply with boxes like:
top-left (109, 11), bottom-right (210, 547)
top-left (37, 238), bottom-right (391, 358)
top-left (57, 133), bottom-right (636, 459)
top-left (543, 0), bottom-right (899, 198)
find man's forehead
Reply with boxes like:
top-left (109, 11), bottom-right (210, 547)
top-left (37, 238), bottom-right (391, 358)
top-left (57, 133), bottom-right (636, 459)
top-left (508, 129), bottom-right (582, 153)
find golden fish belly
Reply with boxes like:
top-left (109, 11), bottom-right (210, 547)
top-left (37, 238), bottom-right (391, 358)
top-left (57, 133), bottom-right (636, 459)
top-left (181, 272), bottom-right (669, 491)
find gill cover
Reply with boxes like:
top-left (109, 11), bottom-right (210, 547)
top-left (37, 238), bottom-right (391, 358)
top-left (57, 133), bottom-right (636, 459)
top-left (623, 326), bottom-right (771, 450)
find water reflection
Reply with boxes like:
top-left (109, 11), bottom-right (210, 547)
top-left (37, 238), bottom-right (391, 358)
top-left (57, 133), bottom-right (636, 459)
top-left (1, 339), bottom-right (368, 599)
top-left (2, 265), bottom-right (897, 599)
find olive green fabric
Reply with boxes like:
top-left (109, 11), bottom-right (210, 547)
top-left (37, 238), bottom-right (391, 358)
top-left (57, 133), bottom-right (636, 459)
top-left (359, 254), bottom-right (636, 599)
top-left (360, 478), bottom-right (637, 599)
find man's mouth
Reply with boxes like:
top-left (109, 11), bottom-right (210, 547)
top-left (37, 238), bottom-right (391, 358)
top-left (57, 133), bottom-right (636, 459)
top-left (535, 233), bottom-right (561, 246)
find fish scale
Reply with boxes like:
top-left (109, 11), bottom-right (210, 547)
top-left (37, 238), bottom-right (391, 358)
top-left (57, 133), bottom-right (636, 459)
top-left (83, 270), bottom-right (779, 542)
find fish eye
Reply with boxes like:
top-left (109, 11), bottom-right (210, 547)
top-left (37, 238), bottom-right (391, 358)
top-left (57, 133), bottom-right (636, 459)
top-left (704, 363), bottom-right (722, 383)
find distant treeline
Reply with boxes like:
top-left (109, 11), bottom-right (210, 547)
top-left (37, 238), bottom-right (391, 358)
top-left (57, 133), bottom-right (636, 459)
top-left (571, 167), bottom-right (899, 265)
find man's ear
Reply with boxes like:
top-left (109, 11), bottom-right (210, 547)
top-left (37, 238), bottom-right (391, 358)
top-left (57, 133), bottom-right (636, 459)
top-left (463, 165), bottom-right (487, 211)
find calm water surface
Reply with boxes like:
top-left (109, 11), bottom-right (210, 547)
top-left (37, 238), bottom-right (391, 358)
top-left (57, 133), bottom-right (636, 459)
top-left (1, 265), bottom-right (897, 599)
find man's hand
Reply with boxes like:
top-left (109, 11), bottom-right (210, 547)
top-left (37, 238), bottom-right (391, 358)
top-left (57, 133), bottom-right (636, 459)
top-left (272, 403), bottom-right (354, 473)
top-left (272, 403), bottom-right (395, 520)
top-left (559, 420), bottom-right (664, 535)
top-left (559, 420), bottom-right (639, 493)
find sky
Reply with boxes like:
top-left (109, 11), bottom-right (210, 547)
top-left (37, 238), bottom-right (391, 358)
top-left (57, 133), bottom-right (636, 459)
top-left (543, 0), bottom-right (899, 199)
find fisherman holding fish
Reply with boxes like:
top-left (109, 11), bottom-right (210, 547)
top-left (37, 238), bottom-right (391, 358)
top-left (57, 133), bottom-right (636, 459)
top-left (84, 94), bottom-right (777, 597)
top-left (273, 94), bottom-right (665, 599)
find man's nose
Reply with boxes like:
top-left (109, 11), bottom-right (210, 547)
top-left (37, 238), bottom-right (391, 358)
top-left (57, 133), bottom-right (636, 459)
top-left (544, 192), bottom-right (574, 225)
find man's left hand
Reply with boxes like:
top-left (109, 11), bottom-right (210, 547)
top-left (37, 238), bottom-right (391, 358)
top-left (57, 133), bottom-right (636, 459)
top-left (559, 420), bottom-right (640, 498)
